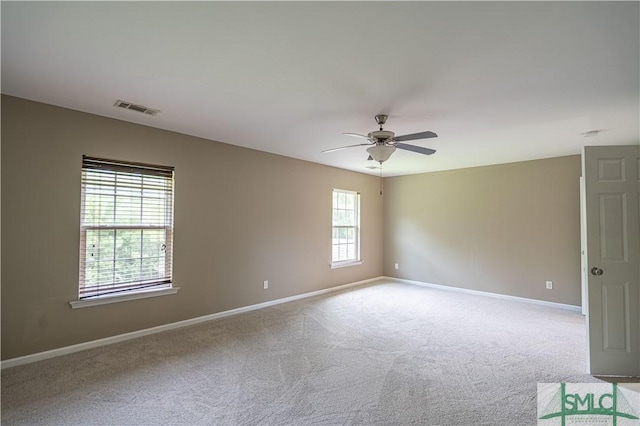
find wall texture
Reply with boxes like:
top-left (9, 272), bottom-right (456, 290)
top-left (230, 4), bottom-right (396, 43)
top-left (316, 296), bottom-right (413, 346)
top-left (383, 155), bottom-right (582, 306)
top-left (1, 96), bottom-right (383, 360)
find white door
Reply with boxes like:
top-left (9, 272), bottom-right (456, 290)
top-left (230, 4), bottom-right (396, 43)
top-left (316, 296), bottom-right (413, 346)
top-left (583, 145), bottom-right (640, 376)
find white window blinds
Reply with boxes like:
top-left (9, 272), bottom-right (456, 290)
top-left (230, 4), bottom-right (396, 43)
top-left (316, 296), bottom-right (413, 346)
top-left (79, 156), bottom-right (174, 299)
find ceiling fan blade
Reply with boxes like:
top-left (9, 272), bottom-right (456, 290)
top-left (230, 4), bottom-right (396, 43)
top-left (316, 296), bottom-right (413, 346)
top-left (393, 131), bottom-right (438, 142)
top-left (343, 132), bottom-right (370, 140)
top-left (395, 143), bottom-right (436, 155)
top-left (322, 143), bottom-right (372, 153)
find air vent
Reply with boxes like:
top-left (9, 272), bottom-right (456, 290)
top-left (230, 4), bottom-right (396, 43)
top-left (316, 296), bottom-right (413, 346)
top-left (114, 100), bottom-right (160, 116)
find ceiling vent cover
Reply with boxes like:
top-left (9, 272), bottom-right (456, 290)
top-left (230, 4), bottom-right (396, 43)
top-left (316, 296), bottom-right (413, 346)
top-left (114, 100), bottom-right (160, 116)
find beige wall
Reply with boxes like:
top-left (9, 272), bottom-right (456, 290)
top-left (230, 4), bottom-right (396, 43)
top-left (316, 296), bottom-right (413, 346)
top-left (1, 94), bottom-right (584, 361)
top-left (383, 155), bottom-right (582, 306)
top-left (1, 96), bottom-right (384, 360)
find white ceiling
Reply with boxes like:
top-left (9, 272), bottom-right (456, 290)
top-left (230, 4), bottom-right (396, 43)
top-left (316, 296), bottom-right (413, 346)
top-left (2, 2), bottom-right (639, 177)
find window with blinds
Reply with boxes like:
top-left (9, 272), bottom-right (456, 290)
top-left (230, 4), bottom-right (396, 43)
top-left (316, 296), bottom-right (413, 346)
top-left (79, 156), bottom-right (174, 300)
top-left (331, 189), bottom-right (360, 265)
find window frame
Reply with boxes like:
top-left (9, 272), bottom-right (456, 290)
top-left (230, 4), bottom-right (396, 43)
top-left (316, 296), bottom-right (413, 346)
top-left (331, 188), bottom-right (362, 269)
top-left (72, 156), bottom-right (177, 308)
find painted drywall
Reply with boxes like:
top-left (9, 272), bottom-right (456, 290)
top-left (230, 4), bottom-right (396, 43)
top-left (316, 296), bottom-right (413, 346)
top-left (1, 95), bottom-right (383, 360)
top-left (383, 155), bottom-right (582, 306)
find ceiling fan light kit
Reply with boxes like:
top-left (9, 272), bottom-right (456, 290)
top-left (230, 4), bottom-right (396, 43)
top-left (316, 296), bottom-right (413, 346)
top-left (323, 115), bottom-right (438, 164)
top-left (366, 145), bottom-right (396, 163)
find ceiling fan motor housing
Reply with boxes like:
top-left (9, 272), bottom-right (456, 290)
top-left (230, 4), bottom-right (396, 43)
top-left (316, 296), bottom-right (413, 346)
top-left (369, 130), bottom-right (395, 142)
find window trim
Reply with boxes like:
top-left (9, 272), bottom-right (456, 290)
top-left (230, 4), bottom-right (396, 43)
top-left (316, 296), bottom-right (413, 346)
top-left (331, 188), bottom-right (362, 268)
top-left (330, 259), bottom-right (364, 269)
top-left (75, 156), bottom-right (175, 305)
top-left (70, 286), bottom-right (180, 309)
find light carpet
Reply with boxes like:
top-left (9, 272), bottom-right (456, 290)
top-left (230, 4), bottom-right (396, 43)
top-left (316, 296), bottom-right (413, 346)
top-left (2, 281), bottom-right (603, 425)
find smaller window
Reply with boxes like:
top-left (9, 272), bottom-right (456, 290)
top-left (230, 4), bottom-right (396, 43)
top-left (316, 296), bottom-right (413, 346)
top-left (331, 189), bottom-right (361, 267)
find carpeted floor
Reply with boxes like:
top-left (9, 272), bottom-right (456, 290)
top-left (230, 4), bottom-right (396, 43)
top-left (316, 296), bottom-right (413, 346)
top-left (1, 281), bottom-right (604, 425)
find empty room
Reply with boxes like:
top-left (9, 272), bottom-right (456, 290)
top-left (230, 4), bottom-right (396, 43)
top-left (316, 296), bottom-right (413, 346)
top-left (1, 2), bottom-right (639, 425)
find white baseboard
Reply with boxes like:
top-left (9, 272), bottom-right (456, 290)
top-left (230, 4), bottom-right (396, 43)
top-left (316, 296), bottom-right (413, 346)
top-left (1, 277), bottom-right (384, 370)
top-left (386, 276), bottom-right (582, 312)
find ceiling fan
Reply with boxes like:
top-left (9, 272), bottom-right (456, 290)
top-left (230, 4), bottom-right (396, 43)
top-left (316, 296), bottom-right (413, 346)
top-left (323, 115), bottom-right (438, 163)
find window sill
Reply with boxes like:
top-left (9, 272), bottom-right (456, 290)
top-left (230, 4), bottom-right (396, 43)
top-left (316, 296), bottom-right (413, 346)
top-left (330, 260), bottom-right (363, 269)
top-left (69, 286), bottom-right (180, 309)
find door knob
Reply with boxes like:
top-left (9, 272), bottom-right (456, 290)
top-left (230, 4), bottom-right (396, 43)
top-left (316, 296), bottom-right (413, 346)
top-left (590, 267), bottom-right (604, 276)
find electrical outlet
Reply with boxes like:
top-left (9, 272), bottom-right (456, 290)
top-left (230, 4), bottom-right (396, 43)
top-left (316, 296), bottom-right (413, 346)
top-left (394, 263), bottom-right (399, 270)
top-left (263, 280), bottom-right (269, 290)
top-left (546, 281), bottom-right (553, 290)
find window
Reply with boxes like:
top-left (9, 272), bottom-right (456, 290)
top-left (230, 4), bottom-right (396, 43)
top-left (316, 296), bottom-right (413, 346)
top-left (78, 156), bottom-right (174, 300)
top-left (331, 189), bottom-right (361, 267)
